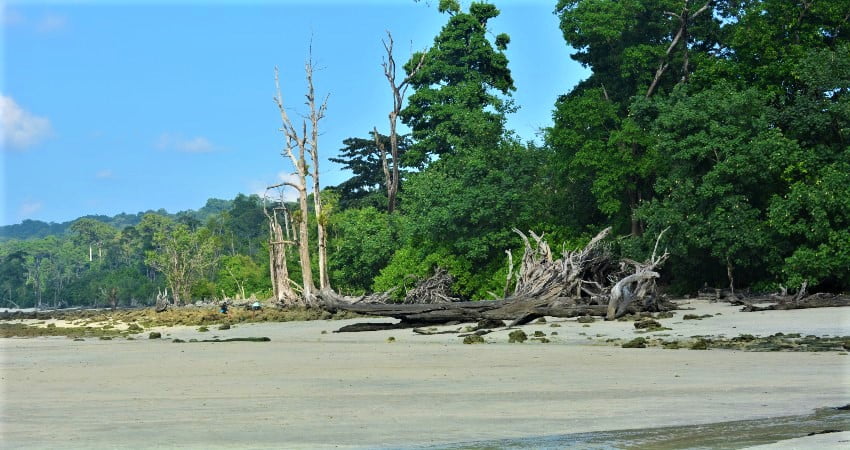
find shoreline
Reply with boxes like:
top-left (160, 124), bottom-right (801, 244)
top-left (2, 300), bottom-right (848, 448)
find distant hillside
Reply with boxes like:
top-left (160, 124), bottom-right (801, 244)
top-left (0, 198), bottom-right (233, 242)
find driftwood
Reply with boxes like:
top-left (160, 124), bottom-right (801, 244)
top-left (318, 294), bottom-right (609, 324)
top-left (741, 292), bottom-right (850, 312)
top-left (316, 228), bottom-right (673, 330)
top-left (403, 267), bottom-right (460, 304)
top-left (154, 290), bottom-right (169, 313)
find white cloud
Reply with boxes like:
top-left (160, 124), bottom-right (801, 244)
top-left (156, 133), bottom-right (216, 153)
top-left (18, 201), bottom-right (43, 219)
top-left (0, 95), bottom-right (53, 151)
top-left (2, 9), bottom-right (68, 33)
top-left (250, 172), bottom-right (300, 202)
top-left (35, 14), bottom-right (67, 33)
top-left (95, 169), bottom-right (114, 179)
top-left (2, 9), bottom-right (25, 27)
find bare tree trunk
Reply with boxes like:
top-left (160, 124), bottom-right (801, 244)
top-left (263, 195), bottom-right (299, 305)
top-left (377, 31), bottom-right (426, 213)
top-left (646, 1), bottom-right (712, 98)
top-left (303, 53), bottom-right (331, 291)
top-left (295, 182), bottom-right (314, 301)
top-left (274, 67), bottom-right (316, 302)
top-left (726, 256), bottom-right (735, 296)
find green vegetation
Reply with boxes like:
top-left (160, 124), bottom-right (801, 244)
top-left (622, 337), bottom-right (648, 348)
top-left (508, 330), bottom-right (528, 343)
top-left (463, 334), bottom-right (486, 344)
top-left (683, 314), bottom-right (714, 320)
top-left (0, 323), bottom-right (136, 339)
top-left (1, 1), bottom-right (847, 307)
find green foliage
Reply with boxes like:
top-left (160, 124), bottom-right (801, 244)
top-left (508, 329), bottom-right (527, 343)
top-left (389, 140), bottom-right (548, 299)
top-left (216, 254), bottom-right (271, 299)
top-left (329, 133), bottom-right (413, 210)
top-left (3, 2), bottom-right (848, 305)
top-left (328, 207), bottom-right (398, 294)
top-left (638, 83), bottom-right (790, 289)
top-left (769, 163), bottom-right (850, 289)
top-left (144, 215), bottom-right (221, 304)
top-left (402, 1), bottom-right (515, 162)
top-left (463, 334), bottom-right (486, 344)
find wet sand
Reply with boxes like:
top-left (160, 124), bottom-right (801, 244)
top-left (1, 300), bottom-right (848, 448)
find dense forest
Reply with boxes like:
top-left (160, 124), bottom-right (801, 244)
top-left (1, 0), bottom-right (847, 309)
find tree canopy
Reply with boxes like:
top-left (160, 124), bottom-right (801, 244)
top-left (3, 0), bottom-right (847, 308)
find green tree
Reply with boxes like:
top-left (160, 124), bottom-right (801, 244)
top-left (328, 207), bottom-right (398, 294)
top-left (387, 140), bottom-right (549, 299)
top-left (216, 254), bottom-right (270, 299)
top-left (69, 218), bottom-right (119, 263)
top-left (0, 250), bottom-right (29, 307)
top-left (639, 84), bottom-right (796, 291)
top-left (329, 133), bottom-right (412, 210)
top-left (549, 0), bottom-right (721, 235)
top-left (143, 215), bottom-right (220, 304)
top-left (219, 194), bottom-right (267, 258)
top-left (401, 1), bottom-right (515, 163)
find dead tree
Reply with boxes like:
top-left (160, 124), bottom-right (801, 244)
top-left (302, 51), bottom-right (332, 291)
top-left (374, 31), bottom-right (426, 213)
top-left (512, 227), bottom-right (613, 303)
top-left (646, 0), bottom-right (713, 98)
top-left (155, 289), bottom-right (168, 313)
top-left (273, 63), bottom-right (319, 302)
top-left (606, 227), bottom-right (670, 319)
top-left (262, 192), bottom-right (300, 306)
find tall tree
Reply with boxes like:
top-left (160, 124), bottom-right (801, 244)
top-left (272, 49), bottom-right (331, 299)
top-left (375, 31), bottom-right (425, 213)
top-left (550, 0), bottom-right (721, 235)
top-left (330, 132), bottom-right (412, 210)
top-left (142, 214), bottom-right (220, 305)
top-left (401, 1), bottom-right (515, 163)
top-left (69, 218), bottom-right (118, 262)
top-left (0, 250), bottom-right (29, 308)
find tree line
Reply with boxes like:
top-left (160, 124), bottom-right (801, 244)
top-left (1, 0), bottom-right (847, 308)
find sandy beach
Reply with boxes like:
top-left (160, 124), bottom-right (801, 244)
top-left (1, 299), bottom-right (848, 448)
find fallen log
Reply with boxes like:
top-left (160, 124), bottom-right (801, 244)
top-left (741, 293), bottom-right (850, 312)
top-left (315, 227), bottom-right (673, 330)
top-left (318, 291), bottom-right (609, 326)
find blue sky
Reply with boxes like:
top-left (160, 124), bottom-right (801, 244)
top-left (1, 0), bottom-right (588, 226)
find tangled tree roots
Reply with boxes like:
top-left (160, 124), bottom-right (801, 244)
top-left (317, 228), bottom-right (674, 328)
top-left (403, 267), bottom-right (461, 304)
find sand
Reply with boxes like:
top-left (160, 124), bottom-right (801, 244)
top-left (1, 300), bottom-right (848, 448)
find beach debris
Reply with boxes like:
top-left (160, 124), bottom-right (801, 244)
top-left (319, 227), bottom-right (675, 332)
top-left (403, 267), bottom-right (461, 304)
top-left (634, 318), bottom-right (662, 329)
